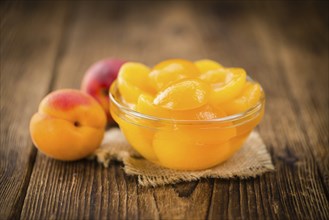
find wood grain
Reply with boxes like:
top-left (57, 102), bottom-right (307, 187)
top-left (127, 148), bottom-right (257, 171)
top-left (0, 1), bottom-right (328, 220)
top-left (0, 2), bottom-right (68, 219)
top-left (192, 2), bottom-right (329, 219)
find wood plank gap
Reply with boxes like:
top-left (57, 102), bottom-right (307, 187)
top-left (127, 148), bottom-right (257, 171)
top-left (90, 164), bottom-right (98, 219)
top-left (123, 168), bottom-right (129, 220)
top-left (252, 179), bottom-right (265, 220)
top-left (12, 149), bottom-right (37, 220)
top-left (205, 179), bottom-right (214, 220)
top-left (113, 163), bottom-right (121, 219)
top-left (99, 166), bottom-right (104, 220)
top-left (317, 165), bottom-right (329, 200)
top-left (227, 182), bottom-right (234, 219)
top-left (136, 183), bottom-right (140, 220)
top-left (259, 177), bottom-right (274, 219)
top-left (239, 181), bottom-right (248, 220)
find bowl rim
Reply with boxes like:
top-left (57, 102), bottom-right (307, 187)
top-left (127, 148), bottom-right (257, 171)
top-left (109, 77), bottom-right (265, 125)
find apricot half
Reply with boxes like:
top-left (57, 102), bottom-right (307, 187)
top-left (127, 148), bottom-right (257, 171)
top-left (149, 59), bottom-right (200, 90)
top-left (153, 79), bottom-right (210, 110)
top-left (221, 82), bottom-right (262, 115)
top-left (204, 68), bottom-right (247, 106)
top-left (117, 62), bottom-right (154, 103)
top-left (194, 59), bottom-right (223, 73)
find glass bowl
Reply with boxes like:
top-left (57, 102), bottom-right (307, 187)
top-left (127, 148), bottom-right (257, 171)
top-left (109, 79), bottom-right (265, 170)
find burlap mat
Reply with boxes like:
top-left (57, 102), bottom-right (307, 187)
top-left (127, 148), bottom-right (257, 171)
top-left (90, 128), bottom-right (274, 187)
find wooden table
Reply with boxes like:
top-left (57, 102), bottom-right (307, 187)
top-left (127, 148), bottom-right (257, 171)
top-left (1, 1), bottom-right (328, 219)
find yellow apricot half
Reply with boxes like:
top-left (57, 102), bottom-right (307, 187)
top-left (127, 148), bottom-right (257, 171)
top-left (221, 82), bottom-right (262, 115)
top-left (208, 68), bottom-right (247, 105)
top-left (150, 59), bottom-right (200, 90)
top-left (153, 79), bottom-right (210, 110)
top-left (194, 59), bottom-right (223, 73)
top-left (117, 62), bottom-right (154, 103)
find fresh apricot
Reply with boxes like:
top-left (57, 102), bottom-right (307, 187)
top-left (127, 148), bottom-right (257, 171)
top-left (81, 58), bottom-right (126, 123)
top-left (30, 89), bottom-right (106, 160)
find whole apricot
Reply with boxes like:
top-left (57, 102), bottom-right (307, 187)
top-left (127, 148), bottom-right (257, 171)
top-left (29, 89), bottom-right (106, 160)
top-left (81, 58), bottom-right (126, 123)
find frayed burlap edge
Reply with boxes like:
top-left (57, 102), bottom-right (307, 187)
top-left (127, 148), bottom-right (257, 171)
top-left (90, 128), bottom-right (274, 187)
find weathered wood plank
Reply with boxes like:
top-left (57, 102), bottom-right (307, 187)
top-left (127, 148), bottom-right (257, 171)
top-left (0, 2), bottom-right (68, 219)
top-left (192, 1), bottom-right (329, 219)
top-left (251, 2), bottom-right (329, 219)
top-left (251, 3), bottom-right (329, 217)
top-left (269, 3), bottom-right (329, 190)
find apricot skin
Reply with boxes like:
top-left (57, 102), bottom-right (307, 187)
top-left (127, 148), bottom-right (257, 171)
top-left (81, 58), bottom-right (126, 123)
top-left (29, 89), bottom-right (107, 161)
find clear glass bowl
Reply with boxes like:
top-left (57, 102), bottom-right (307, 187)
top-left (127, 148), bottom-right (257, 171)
top-left (109, 79), bottom-right (265, 170)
